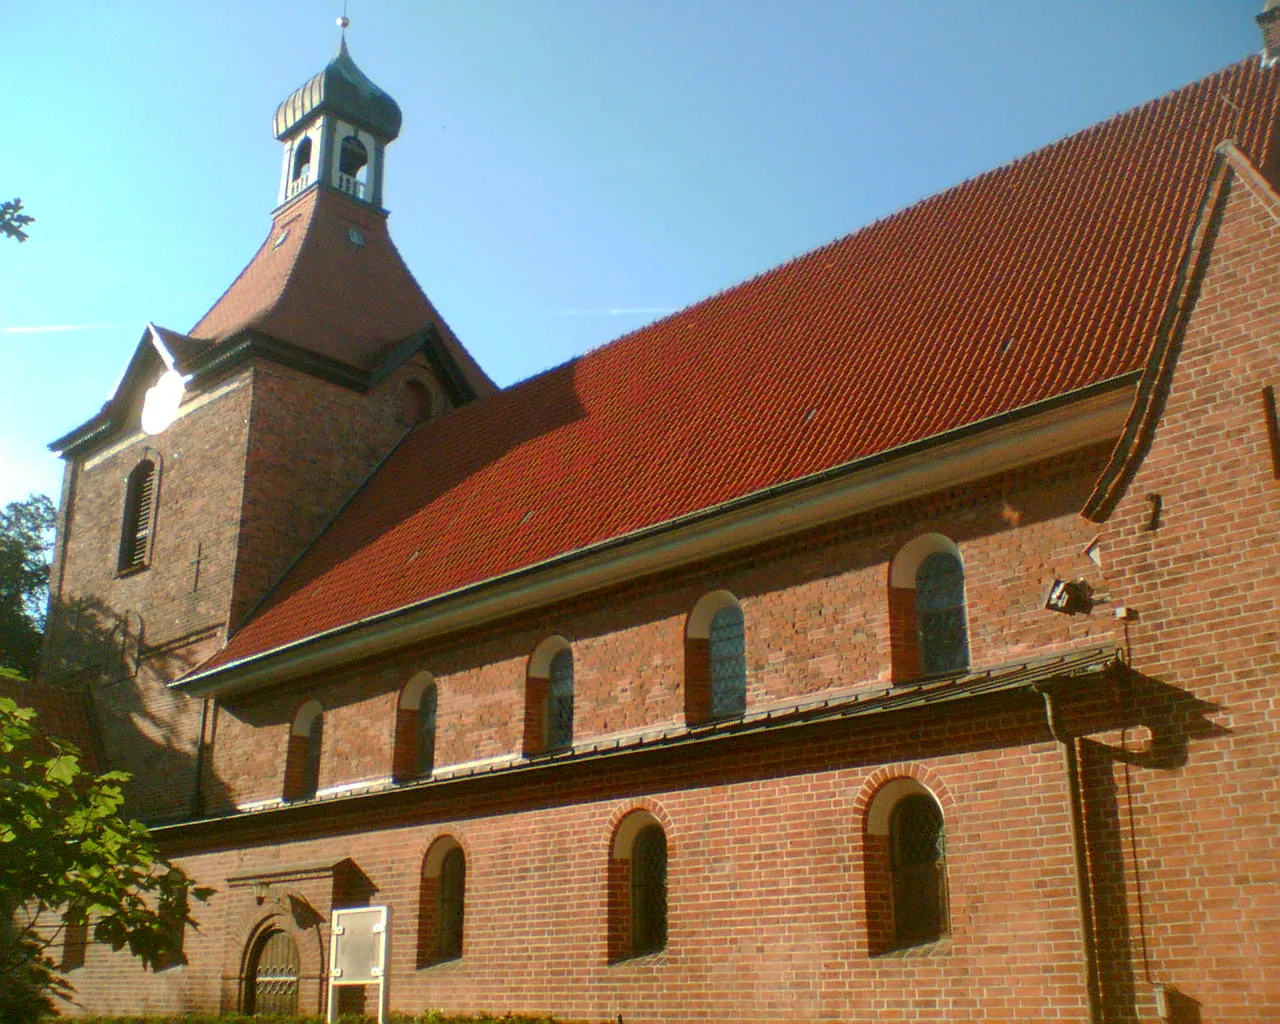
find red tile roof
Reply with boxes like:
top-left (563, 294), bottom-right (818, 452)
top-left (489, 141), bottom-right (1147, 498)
top-left (190, 186), bottom-right (493, 395)
top-left (203, 59), bottom-right (1280, 672)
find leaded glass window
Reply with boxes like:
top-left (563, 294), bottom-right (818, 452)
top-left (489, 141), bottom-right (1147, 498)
top-left (547, 649), bottom-right (574, 750)
top-left (890, 794), bottom-right (947, 947)
top-left (436, 847), bottom-right (465, 961)
top-left (709, 605), bottom-right (746, 717)
top-left (299, 714), bottom-right (322, 801)
top-left (631, 825), bottom-right (668, 955)
top-left (916, 551), bottom-right (968, 675)
top-left (415, 683), bottom-right (437, 777)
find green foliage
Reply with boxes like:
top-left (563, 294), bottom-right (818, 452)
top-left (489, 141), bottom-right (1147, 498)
top-left (0, 494), bottom-right (55, 676)
top-left (0, 698), bottom-right (214, 1021)
top-left (1, 197), bottom-right (35, 242)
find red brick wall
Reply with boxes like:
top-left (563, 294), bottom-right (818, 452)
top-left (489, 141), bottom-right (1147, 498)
top-left (1081, 166), bottom-right (1280, 1021)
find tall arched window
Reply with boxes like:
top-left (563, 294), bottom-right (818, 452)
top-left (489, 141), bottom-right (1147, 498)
top-left (283, 700), bottom-right (322, 802)
top-left (889, 534), bottom-right (969, 681)
top-left (418, 837), bottom-right (466, 966)
top-left (547, 649), bottom-right (574, 751)
top-left (608, 810), bottom-right (669, 961)
top-left (118, 459), bottom-right (157, 573)
top-left (863, 777), bottom-right (949, 954)
top-left (394, 673), bottom-right (437, 782)
top-left (524, 637), bottom-right (573, 756)
top-left (890, 794), bottom-right (948, 947)
top-left (631, 825), bottom-right (668, 956)
top-left (916, 553), bottom-right (968, 675)
top-left (685, 591), bottom-right (746, 724)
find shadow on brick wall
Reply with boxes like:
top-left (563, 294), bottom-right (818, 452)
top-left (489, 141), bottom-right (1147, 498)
top-left (39, 594), bottom-right (233, 824)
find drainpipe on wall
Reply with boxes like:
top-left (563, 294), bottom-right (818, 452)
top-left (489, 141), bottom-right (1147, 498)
top-left (190, 697), bottom-right (213, 818)
top-left (1036, 684), bottom-right (1103, 1024)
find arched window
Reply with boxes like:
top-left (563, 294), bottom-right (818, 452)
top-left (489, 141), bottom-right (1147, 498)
top-left (631, 825), bottom-right (668, 956)
top-left (916, 553), bottom-right (968, 675)
top-left (283, 700), bottom-right (322, 802)
top-left (685, 591), bottom-right (746, 724)
top-left (118, 459), bottom-right (157, 573)
top-left (888, 535), bottom-right (969, 681)
top-left (417, 838), bottom-right (465, 966)
top-left (400, 379), bottom-right (432, 425)
top-left (524, 637), bottom-right (573, 756)
top-left (547, 649), bottom-right (574, 751)
top-left (291, 137), bottom-right (312, 184)
top-left (863, 778), bottom-right (949, 954)
top-left (608, 811), bottom-right (669, 961)
top-left (394, 673), bottom-right (437, 782)
top-left (339, 135), bottom-right (369, 177)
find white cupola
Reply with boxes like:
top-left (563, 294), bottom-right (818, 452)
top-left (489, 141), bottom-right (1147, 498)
top-left (271, 37), bottom-right (402, 209)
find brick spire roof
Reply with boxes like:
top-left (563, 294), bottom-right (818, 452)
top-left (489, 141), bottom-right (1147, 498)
top-left (190, 186), bottom-right (493, 394)
top-left (201, 58), bottom-right (1280, 674)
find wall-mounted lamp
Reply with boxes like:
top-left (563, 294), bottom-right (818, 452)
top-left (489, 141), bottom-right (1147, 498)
top-left (1045, 578), bottom-right (1094, 615)
top-left (253, 882), bottom-right (270, 904)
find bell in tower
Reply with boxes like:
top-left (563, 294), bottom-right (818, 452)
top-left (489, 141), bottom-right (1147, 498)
top-left (273, 37), bottom-right (402, 208)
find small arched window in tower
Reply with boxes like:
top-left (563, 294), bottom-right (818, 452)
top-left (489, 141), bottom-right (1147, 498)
top-left (283, 700), bottom-right (323, 802)
top-left (291, 136), bottom-right (313, 192)
top-left (400, 379), bottom-right (432, 426)
top-left (890, 793), bottom-right (948, 948)
top-left (916, 552), bottom-right (969, 675)
top-left (547, 649), bottom-right (575, 752)
top-left (338, 135), bottom-right (369, 198)
top-left (117, 459), bottom-right (157, 574)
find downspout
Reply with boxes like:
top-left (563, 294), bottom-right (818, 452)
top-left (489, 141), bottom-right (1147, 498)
top-left (1036, 684), bottom-right (1103, 1023)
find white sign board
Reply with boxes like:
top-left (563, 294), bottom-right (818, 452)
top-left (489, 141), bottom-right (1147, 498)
top-left (328, 905), bottom-right (389, 1023)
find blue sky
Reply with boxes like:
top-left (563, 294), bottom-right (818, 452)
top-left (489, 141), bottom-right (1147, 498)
top-left (1, 1), bottom-right (1266, 508)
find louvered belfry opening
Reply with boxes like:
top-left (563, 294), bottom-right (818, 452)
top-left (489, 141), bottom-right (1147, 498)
top-left (117, 459), bottom-right (156, 573)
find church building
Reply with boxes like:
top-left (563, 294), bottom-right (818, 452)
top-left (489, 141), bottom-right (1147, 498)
top-left (29, 9), bottom-right (1280, 1022)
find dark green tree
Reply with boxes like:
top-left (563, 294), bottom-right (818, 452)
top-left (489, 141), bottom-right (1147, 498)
top-left (0, 494), bottom-right (55, 677)
top-left (0, 697), bottom-right (214, 1020)
top-left (1, 198), bottom-right (34, 242)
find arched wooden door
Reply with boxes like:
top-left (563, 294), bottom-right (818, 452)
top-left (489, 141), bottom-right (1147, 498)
top-left (244, 928), bottom-right (300, 1014)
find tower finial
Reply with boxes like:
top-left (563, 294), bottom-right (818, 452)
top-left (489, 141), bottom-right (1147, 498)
top-left (337, 0), bottom-right (350, 41)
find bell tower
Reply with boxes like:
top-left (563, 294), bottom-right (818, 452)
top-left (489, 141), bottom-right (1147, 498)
top-left (42, 30), bottom-right (492, 825)
top-left (274, 37), bottom-right (401, 209)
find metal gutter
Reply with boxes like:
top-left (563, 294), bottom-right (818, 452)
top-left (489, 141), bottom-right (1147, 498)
top-left (175, 375), bottom-right (1136, 699)
top-left (157, 647), bottom-right (1117, 840)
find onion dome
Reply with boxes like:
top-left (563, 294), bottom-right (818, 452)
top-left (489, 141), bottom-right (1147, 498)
top-left (273, 39), bottom-right (402, 142)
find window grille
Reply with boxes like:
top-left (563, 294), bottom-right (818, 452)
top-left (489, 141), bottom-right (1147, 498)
top-left (709, 605), bottom-right (746, 717)
top-left (915, 551), bottom-right (968, 674)
top-left (890, 794), bottom-right (947, 947)
top-left (436, 847), bottom-right (466, 960)
top-left (118, 460), bottom-right (156, 572)
top-left (631, 825), bottom-right (668, 956)
top-left (547, 649), bottom-right (574, 750)
top-left (416, 683), bottom-right (437, 777)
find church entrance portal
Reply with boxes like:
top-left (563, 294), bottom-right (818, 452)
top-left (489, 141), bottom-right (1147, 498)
top-left (244, 928), bottom-right (300, 1014)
